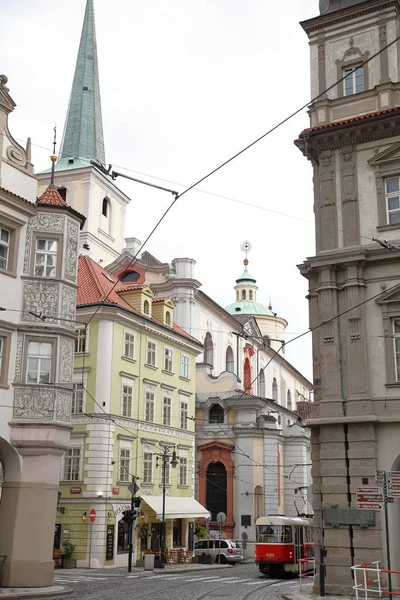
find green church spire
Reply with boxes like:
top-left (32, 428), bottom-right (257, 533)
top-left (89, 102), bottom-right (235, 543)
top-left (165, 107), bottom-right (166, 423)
top-left (58, 0), bottom-right (105, 168)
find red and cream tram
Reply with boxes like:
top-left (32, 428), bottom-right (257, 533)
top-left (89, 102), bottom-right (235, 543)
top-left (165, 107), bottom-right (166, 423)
top-left (255, 515), bottom-right (314, 576)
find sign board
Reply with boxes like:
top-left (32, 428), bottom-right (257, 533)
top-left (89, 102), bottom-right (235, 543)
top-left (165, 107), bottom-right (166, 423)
top-left (375, 470), bottom-right (385, 485)
top-left (356, 488), bottom-right (383, 510)
top-left (216, 512), bottom-right (227, 524)
top-left (128, 482), bottom-right (140, 495)
top-left (90, 508), bottom-right (96, 523)
top-left (112, 487), bottom-right (120, 495)
top-left (106, 525), bottom-right (114, 561)
top-left (388, 472), bottom-right (400, 498)
top-left (70, 487), bottom-right (82, 494)
top-left (112, 503), bottom-right (131, 521)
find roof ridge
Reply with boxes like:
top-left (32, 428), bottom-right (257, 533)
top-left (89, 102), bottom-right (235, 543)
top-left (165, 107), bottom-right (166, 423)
top-left (82, 255), bottom-right (106, 300)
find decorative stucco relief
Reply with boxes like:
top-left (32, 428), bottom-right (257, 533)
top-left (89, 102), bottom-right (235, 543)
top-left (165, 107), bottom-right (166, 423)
top-left (23, 281), bottom-right (58, 323)
top-left (55, 390), bottom-right (72, 423)
top-left (61, 285), bottom-right (76, 329)
top-left (59, 337), bottom-right (74, 383)
top-left (14, 333), bottom-right (24, 383)
top-left (65, 220), bottom-right (79, 282)
top-left (71, 415), bottom-right (195, 440)
top-left (14, 386), bottom-right (54, 419)
top-left (23, 214), bottom-right (65, 274)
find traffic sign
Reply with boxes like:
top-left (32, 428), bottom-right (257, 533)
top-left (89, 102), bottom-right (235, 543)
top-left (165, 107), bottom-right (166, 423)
top-left (90, 508), bottom-right (96, 523)
top-left (356, 487), bottom-right (383, 510)
top-left (128, 482), bottom-right (139, 495)
top-left (216, 512), bottom-right (226, 524)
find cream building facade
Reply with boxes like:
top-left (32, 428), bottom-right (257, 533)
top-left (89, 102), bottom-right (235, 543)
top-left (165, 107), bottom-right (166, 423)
top-left (0, 74), bottom-right (84, 587)
top-left (297, 0), bottom-right (400, 594)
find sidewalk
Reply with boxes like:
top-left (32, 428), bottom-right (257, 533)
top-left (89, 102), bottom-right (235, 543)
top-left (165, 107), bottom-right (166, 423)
top-left (282, 582), bottom-right (354, 600)
top-left (0, 562), bottom-right (234, 599)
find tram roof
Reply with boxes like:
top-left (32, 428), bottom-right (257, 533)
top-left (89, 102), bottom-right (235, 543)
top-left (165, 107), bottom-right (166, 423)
top-left (256, 515), bottom-right (311, 527)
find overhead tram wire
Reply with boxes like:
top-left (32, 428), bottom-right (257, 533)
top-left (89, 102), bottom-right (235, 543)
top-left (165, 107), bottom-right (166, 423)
top-left (24, 29), bottom-right (400, 334)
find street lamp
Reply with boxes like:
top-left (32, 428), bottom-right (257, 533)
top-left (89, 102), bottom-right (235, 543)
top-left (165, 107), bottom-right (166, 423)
top-left (156, 447), bottom-right (178, 566)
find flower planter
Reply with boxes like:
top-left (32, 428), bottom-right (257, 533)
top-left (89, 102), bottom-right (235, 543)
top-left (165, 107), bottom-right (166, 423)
top-left (198, 554), bottom-right (213, 564)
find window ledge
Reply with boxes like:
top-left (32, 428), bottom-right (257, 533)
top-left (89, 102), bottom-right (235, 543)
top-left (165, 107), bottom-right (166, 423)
top-left (158, 484), bottom-right (172, 488)
top-left (385, 382), bottom-right (400, 388)
top-left (179, 376), bottom-right (191, 383)
top-left (0, 268), bottom-right (17, 279)
top-left (177, 485), bottom-right (189, 489)
top-left (377, 224), bottom-right (400, 233)
top-left (145, 364), bottom-right (158, 370)
top-left (60, 480), bottom-right (84, 485)
top-left (141, 483), bottom-right (154, 487)
top-left (116, 481), bottom-right (131, 486)
top-left (122, 356), bottom-right (137, 364)
top-left (74, 352), bottom-right (90, 357)
top-left (162, 369), bottom-right (174, 376)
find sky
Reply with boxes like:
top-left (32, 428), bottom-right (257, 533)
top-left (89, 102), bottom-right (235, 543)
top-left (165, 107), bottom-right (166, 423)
top-left (1, 0), bottom-right (321, 381)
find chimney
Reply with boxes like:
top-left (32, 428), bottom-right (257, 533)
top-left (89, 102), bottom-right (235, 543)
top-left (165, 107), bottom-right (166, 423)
top-left (124, 237), bottom-right (142, 256)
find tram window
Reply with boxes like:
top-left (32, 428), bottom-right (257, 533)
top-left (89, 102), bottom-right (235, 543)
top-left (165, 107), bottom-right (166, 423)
top-left (304, 527), bottom-right (311, 544)
top-left (256, 525), bottom-right (292, 544)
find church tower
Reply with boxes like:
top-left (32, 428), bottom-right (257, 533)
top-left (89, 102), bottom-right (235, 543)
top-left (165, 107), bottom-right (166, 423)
top-left (297, 0), bottom-right (400, 594)
top-left (37, 0), bottom-right (131, 265)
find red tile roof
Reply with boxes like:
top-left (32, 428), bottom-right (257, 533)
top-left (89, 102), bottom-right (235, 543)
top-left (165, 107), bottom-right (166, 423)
top-left (152, 297), bottom-right (170, 303)
top-left (306, 106), bottom-right (400, 133)
top-left (37, 186), bottom-right (68, 207)
top-left (77, 256), bottom-right (202, 345)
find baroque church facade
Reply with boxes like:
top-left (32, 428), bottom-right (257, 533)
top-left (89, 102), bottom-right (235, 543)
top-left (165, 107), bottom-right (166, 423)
top-left (298, 0), bottom-right (400, 594)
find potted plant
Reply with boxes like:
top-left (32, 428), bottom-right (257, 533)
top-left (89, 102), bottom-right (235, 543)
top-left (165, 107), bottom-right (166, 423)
top-left (136, 521), bottom-right (149, 566)
top-left (62, 541), bottom-right (76, 569)
top-left (194, 525), bottom-right (207, 539)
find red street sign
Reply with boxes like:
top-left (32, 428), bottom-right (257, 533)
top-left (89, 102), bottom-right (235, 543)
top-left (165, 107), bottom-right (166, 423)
top-left (90, 508), bottom-right (96, 523)
top-left (70, 487), bottom-right (82, 494)
top-left (112, 487), bottom-right (120, 495)
top-left (357, 503), bottom-right (382, 510)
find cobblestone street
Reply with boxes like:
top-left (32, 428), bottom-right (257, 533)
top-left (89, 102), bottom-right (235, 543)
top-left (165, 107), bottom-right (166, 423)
top-left (48, 563), bottom-right (300, 600)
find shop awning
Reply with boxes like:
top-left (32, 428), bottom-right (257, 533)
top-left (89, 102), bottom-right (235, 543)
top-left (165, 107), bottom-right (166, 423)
top-left (143, 496), bottom-right (210, 520)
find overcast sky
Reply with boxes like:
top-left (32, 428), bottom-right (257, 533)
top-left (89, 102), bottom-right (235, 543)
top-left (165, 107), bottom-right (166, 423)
top-left (2, 0), bottom-right (321, 381)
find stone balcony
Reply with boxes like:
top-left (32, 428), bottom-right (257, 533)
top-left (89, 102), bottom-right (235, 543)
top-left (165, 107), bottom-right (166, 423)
top-left (13, 384), bottom-right (72, 424)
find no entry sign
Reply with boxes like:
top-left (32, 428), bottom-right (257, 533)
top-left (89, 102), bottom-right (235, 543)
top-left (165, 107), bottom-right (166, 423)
top-left (90, 508), bottom-right (96, 523)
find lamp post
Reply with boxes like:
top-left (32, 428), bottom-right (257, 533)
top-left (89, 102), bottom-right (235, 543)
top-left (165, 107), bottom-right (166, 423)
top-left (156, 447), bottom-right (178, 566)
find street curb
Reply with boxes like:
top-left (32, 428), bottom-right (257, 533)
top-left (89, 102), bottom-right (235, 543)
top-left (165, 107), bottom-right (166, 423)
top-left (0, 587), bottom-right (72, 599)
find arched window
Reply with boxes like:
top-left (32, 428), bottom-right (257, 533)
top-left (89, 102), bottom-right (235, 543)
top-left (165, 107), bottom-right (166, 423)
top-left (209, 404), bottom-right (224, 423)
top-left (236, 291), bottom-right (239, 301)
top-left (254, 485), bottom-right (263, 521)
top-left (102, 197), bottom-right (110, 217)
top-left (287, 390), bottom-right (292, 410)
top-left (226, 346), bottom-right (234, 372)
top-left (206, 461), bottom-right (227, 520)
top-left (249, 290), bottom-right (253, 301)
top-left (165, 311), bottom-right (171, 325)
top-left (143, 300), bottom-right (150, 315)
top-left (241, 290), bottom-right (246, 300)
top-left (244, 358), bottom-right (251, 391)
top-left (272, 377), bottom-right (278, 401)
top-left (121, 271), bottom-right (140, 283)
top-left (57, 187), bottom-right (67, 202)
top-left (204, 332), bottom-right (214, 366)
top-left (259, 369), bottom-right (266, 397)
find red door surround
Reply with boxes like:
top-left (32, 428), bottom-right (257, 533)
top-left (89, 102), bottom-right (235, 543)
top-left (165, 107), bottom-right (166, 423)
top-left (198, 442), bottom-right (235, 538)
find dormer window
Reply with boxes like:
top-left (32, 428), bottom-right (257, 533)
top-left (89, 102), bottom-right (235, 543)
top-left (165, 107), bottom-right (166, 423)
top-left (143, 300), bottom-right (150, 315)
top-left (343, 65), bottom-right (364, 96)
top-left (209, 404), bottom-right (224, 424)
top-left (166, 311), bottom-right (171, 325)
top-left (102, 197), bottom-right (110, 217)
top-left (121, 271), bottom-right (140, 283)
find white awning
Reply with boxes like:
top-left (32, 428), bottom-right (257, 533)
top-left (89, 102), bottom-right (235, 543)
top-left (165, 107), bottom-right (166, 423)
top-left (143, 496), bottom-right (210, 520)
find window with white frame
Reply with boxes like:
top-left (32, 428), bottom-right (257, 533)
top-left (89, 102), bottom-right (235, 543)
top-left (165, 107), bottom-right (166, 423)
top-left (179, 457), bottom-right (188, 486)
top-left (393, 318), bottom-right (400, 381)
top-left (119, 448), bottom-right (131, 482)
top-left (63, 448), bottom-right (81, 481)
top-left (180, 399), bottom-right (188, 429)
top-left (34, 238), bottom-right (58, 277)
top-left (164, 347), bottom-right (173, 372)
top-left (123, 331), bottom-right (135, 359)
top-left (26, 341), bottom-right (53, 384)
top-left (385, 178), bottom-right (400, 225)
top-left (145, 388), bottom-right (155, 422)
top-left (0, 228), bottom-right (10, 270)
top-left (143, 452), bottom-right (153, 484)
top-left (161, 459), bottom-right (171, 486)
top-left (75, 326), bottom-right (88, 353)
top-left (146, 340), bottom-right (156, 366)
top-left (163, 394), bottom-right (172, 426)
top-left (122, 382), bottom-right (133, 417)
top-left (71, 382), bottom-right (85, 414)
top-left (0, 337), bottom-right (3, 376)
top-left (181, 354), bottom-right (189, 378)
top-left (343, 65), bottom-right (364, 96)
